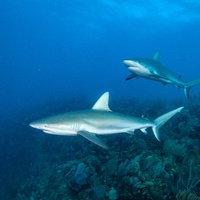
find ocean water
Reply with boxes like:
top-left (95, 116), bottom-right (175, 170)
top-left (1, 1), bottom-right (200, 199)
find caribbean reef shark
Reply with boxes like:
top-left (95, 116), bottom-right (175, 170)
top-left (123, 51), bottom-right (200, 98)
top-left (30, 92), bottom-right (183, 149)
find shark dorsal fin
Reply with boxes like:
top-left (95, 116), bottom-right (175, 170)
top-left (153, 51), bottom-right (160, 62)
top-left (92, 92), bottom-right (111, 111)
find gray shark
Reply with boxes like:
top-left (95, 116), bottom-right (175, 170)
top-left (30, 92), bottom-right (183, 149)
top-left (123, 51), bottom-right (200, 98)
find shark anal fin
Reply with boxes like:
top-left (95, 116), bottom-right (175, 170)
top-left (126, 74), bottom-right (137, 81)
top-left (78, 131), bottom-right (109, 149)
top-left (141, 128), bottom-right (148, 134)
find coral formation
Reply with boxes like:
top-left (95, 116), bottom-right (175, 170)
top-left (1, 95), bottom-right (200, 200)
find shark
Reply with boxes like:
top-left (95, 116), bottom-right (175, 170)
top-left (123, 51), bottom-right (200, 98)
top-left (30, 92), bottom-right (183, 149)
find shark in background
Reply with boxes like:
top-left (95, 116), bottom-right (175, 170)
top-left (30, 92), bottom-right (183, 149)
top-left (123, 51), bottom-right (200, 98)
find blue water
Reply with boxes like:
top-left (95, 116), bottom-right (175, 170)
top-left (1, 1), bottom-right (200, 199)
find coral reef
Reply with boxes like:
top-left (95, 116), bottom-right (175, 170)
top-left (1, 95), bottom-right (200, 200)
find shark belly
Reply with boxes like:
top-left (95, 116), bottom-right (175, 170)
top-left (81, 111), bottom-right (153, 135)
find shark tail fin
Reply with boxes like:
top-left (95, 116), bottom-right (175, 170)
top-left (184, 79), bottom-right (200, 98)
top-left (152, 107), bottom-right (184, 141)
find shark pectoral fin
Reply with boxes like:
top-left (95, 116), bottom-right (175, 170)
top-left (78, 131), bottom-right (109, 149)
top-left (126, 74), bottom-right (137, 81)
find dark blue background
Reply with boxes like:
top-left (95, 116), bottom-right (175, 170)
top-left (1, 0), bottom-right (200, 118)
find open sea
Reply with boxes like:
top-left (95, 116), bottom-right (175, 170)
top-left (1, 1), bottom-right (200, 199)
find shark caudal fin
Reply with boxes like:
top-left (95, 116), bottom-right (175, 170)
top-left (184, 79), bottom-right (200, 98)
top-left (152, 107), bottom-right (184, 141)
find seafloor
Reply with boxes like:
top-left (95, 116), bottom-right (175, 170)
top-left (1, 94), bottom-right (200, 200)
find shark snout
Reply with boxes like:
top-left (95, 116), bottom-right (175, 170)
top-left (123, 60), bottom-right (132, 67)
top-left (29, 122), bottom-right (39, 128)
top-left (29, 121), bottom-right (44, 129)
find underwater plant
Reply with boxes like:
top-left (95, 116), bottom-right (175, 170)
top-left (176, 190), bottom-right (200, 200)
top-left (177, 150), bottom-right (200, 192)
top-left (163, 139), bottom-right (186, 160)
